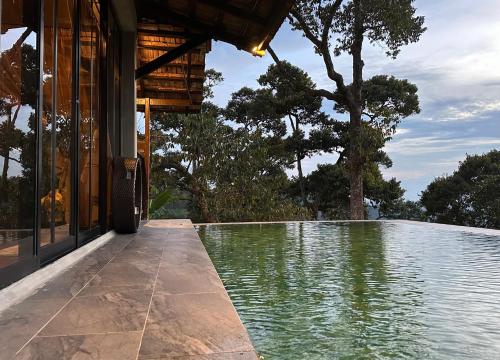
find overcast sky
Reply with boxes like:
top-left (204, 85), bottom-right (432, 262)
top-left (206, 0), bottom-right (500, 200)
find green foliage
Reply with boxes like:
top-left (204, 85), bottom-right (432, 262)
top-left (334, 75), bottom-right (421, 137)
top-left (300, 161), bottom-right (405, 219)
top-left (149, 187), bottom-right (177, 218)
top-left (421, 150), bottom-right (500, 229)
top-left (0, 40), bottom-right (38, 228)
top-left (225, 87), bottom-right (285, 135)
top-left (303, 164), bottom-right (350, 218)
top-left (288, 0), bottom-right (425, 219)
top-left (258, 61), bottom-right (323, 121)
top-left (150, 70), bottom-right (308, 223)
top-left (290, 0), bottom-right (426, 58)
top-left (385, 200), bottom-right (425, 221)
top-left (209, 129), bottom-right (311, 222)
top-left (364, 163), bottom-right (405, 219)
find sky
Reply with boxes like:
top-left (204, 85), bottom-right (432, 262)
top-left (205, 0), bottom-right (500, 201)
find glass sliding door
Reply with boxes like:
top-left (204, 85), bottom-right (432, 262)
top-left (78, 0), bottom-right (100, 240)
top-left (40, 0), bottom-right (76, 261)
top-left (0, 0), bottom-right (39, 285)
top-left (105, 8), bottom-right (120, 229)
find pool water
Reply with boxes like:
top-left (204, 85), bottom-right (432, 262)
top-left (198, 221), bottom-right (500, 360)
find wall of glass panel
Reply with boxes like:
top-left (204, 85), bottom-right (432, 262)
top-left (0, 0), bottom-right (39, 275)
top-left (40, 0), bottom-right (75, 251)
top-left (0, 0), bottom-right (120, 288)
top-left (78, 0), bottom-right (100, 234)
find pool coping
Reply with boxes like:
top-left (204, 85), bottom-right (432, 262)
top-left (195, 219), bottom-right (500, 236)
top-left (0, 219), bottom-right (259, 359)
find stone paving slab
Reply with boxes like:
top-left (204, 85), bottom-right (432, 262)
top-left (0, 219), bottom-right (258, 360)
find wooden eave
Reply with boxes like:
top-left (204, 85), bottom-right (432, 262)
top-left (136, 25), bottom-right (209, 113)
top-left (136, 0), bottom-right (293, 53)
top-left (135, 0), bottom-right (294, 113)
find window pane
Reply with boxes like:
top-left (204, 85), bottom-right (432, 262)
top-left (40, 0), bottom-right (55, 246)
top-left (41, 0), bottom-right (75, 247)
top-left (79, 0), bottom-right (99, 232)
top-left (54, 0), bottom-right (74, 241)
top-left (0, 0), bottom-right (38, 268)
top-left (90, 7), bottom-right (99, 227)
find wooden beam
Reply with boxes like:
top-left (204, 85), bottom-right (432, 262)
top-left (137, 42), bottom-right (203, 53)
top-left (137, 28), bottom-right (192, 38)
top-left (135, 34), bottom-right (211, 80)
top-left (145, 73), bottom-right (204, 81)
top-left (137, 60), bottom-right (205, 68)
top-left (152, 107), bottom-right (201, 114)
top-left (149, 98), bottom-right (196, 107)
top-left (139, 86), bottom-right (202, 93)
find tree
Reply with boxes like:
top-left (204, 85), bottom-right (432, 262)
top-left (302, 161), bottom-right (405, 219)
top-left (225, 63), bottom-right (328, 206)
top-left (421, 150), bottom-right (500, 229)
top-left (383, 199), bottom-right (425, 221)
top-left (151, 70), bottom-right (308, 222)
top-left (0, 41), bottom-right (39, 204)
top-left (302, 163), bottom-right (350, 218)
top-left (257, 61), bottom-right (328, 205)
top-left (209, 127), bottom-right (310, 222)
top-left (285, 0), bottom-right (425, 219)
top-left (152, 102), bottom-right (228, 223)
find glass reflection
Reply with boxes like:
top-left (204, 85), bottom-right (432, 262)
top-left (41, 0), bottom-right (74, 247)
top-left (0, 0), bottom-right (38, 268)
top-left (79, 0), bottom-right (100, 232)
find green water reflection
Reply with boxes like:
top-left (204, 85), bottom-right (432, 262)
top-left (198, 222), bottom-right (500, 360)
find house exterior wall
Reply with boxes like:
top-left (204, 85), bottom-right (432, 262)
top-left (0, 0), bottom-right (138, 289)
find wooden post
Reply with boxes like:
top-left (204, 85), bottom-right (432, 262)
top-left (143, 98), bottom-right (151, 219)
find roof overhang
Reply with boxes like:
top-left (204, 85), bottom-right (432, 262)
top-left (135, 0), bottom-right (294, 113)
top-left (135, 0), bottom-right (294, 54)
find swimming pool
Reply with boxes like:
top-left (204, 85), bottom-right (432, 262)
top-left (198, 221), bottom-right (500, 359)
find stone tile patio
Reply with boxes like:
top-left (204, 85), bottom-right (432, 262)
top-left (0, 220), bottom-right (258, 360)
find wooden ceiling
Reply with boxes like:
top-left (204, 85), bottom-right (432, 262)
top-left (136, 0), bottom-right (293, 53)
top-left (135, 0), bottom-right (294, 113)
top-left (137, 24), bottom-right (211, 113)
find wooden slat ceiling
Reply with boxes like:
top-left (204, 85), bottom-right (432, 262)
top-left (135, 0), bottom-right (294, 113)
top-left (136, 0), bottom-right (293, 53)
top-left (137, 25), bottom-right (210, 113)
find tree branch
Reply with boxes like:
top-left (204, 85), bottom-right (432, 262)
top-left (290, 7), bottom-right (350, 103)
top-left (7, 156), bottom-right (20, 164)
top-left (267, 45), bottom-right (281, 65)
top-left (321, 0), bottom-right (343, 47)
top-left (311, 89), bottom-right (342, 102)
top-left (268, 45), bottom-right (342, 104)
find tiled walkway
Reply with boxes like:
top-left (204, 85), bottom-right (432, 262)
top-left (0, 220), bottom-right (258, 360)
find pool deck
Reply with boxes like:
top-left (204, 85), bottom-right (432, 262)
top-left (0, 219), bottom-right (258, 360)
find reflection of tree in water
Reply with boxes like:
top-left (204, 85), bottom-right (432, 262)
top-left (0, 29), bottom-right (38, 230)
top-left (334, 222), bottom-right (427, 359)
top-left (201, 223), bottom-right (427, 359)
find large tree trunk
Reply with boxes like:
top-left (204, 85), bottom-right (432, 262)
top-left (191, 183), bottom-right (215, 223)
top-left (349, 110), bottom-right (364, 220)
top-left (296, 151), bottom-right (306, 206)
top-left (290, 116), bottom-right (307, 206)
top-left (348, 0), bottom-right (365, 220)
top-left (196, 192), bottom-right (215, 223)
